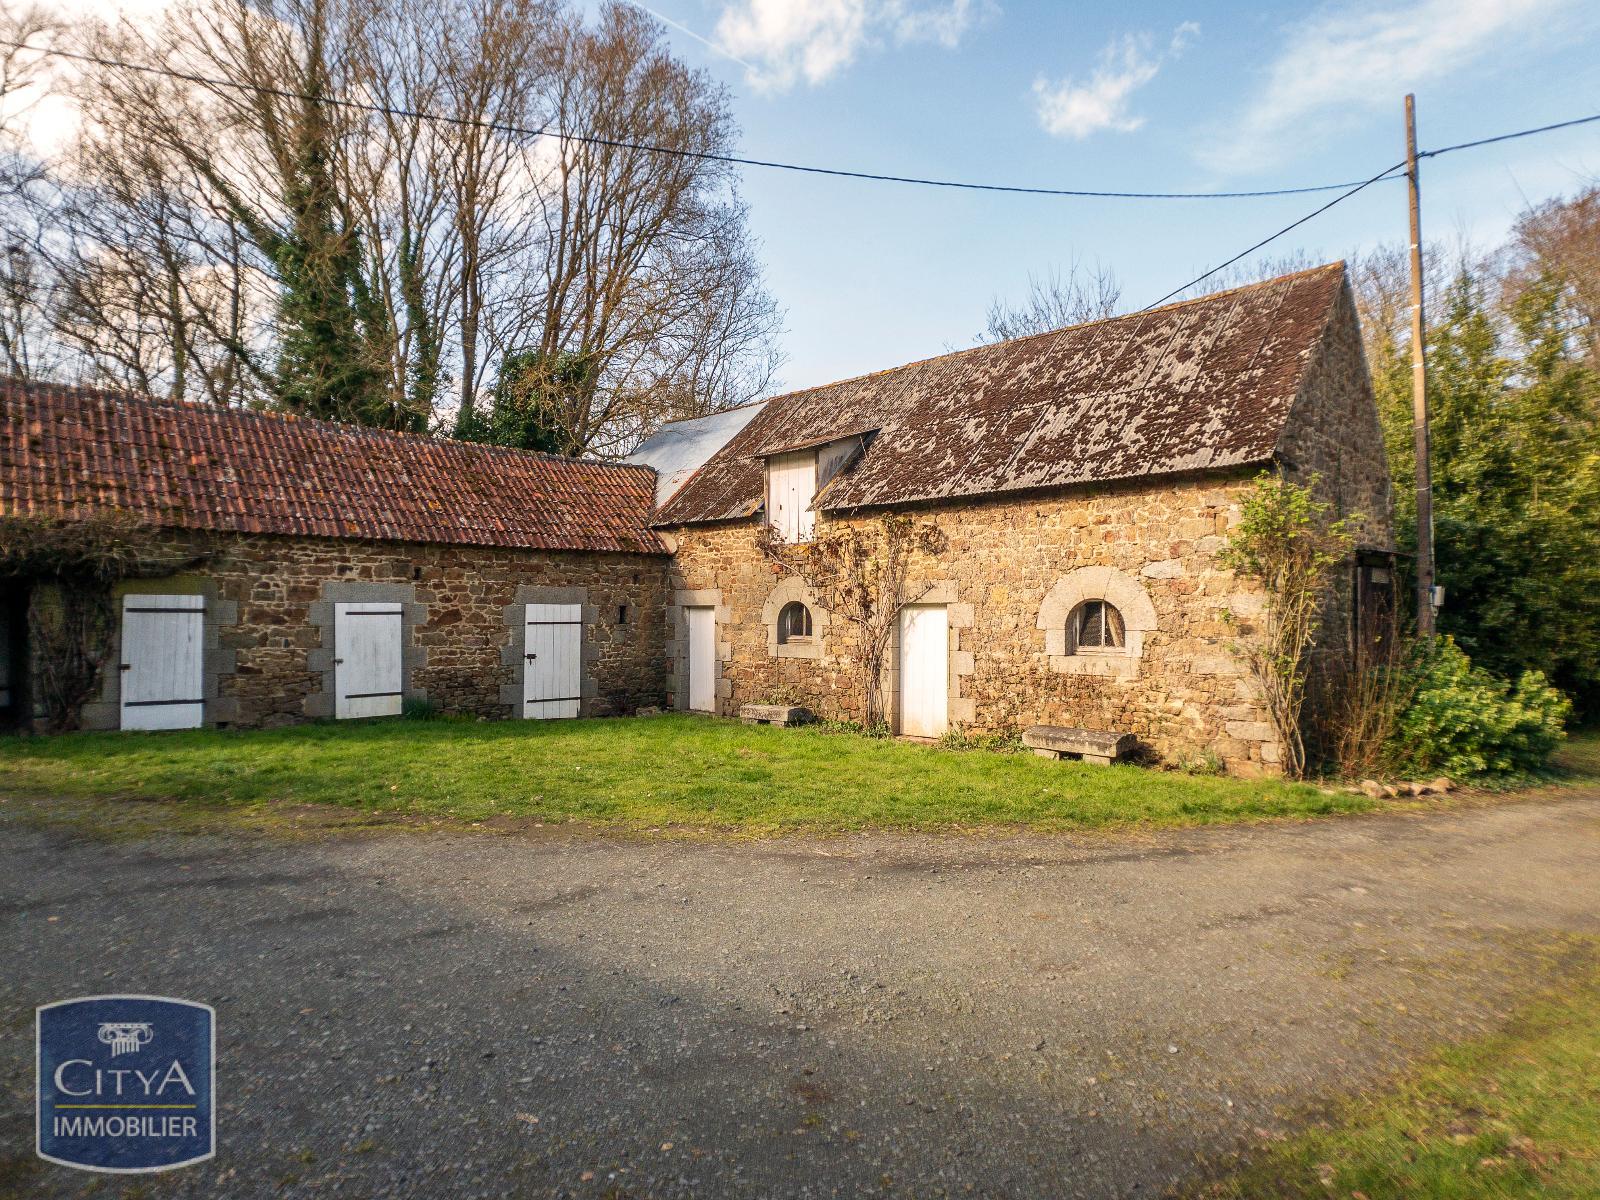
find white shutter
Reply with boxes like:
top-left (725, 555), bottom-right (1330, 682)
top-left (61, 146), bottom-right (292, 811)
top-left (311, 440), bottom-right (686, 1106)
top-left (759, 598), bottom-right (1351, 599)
top-left (687, 606), bottom-right (715, 712)
top-left (523, 603), bottom-right (582, 719)
top-left (334, 603), bottom-right (404, 719)
top-left (898, 605), bottom-right (949, 737)
top-left (120, 594), bottom-right (205, 731)
top-left (767, 451), bottom-right (817, 543)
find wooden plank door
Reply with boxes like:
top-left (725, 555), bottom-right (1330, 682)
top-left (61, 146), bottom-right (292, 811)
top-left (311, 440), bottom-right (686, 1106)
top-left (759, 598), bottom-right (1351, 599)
top-left (523, 603), bottom-right (581, 719)
top-left (120, 594), bottom-right (205, 731)
top-left (767, 450), bottom-right (817, 543)
top-left (687, 606), bottom-right (715, 713)
top-left (334, 602), bottom-right (404, 719)
top-left (898, 604), bottom-right (948, 738)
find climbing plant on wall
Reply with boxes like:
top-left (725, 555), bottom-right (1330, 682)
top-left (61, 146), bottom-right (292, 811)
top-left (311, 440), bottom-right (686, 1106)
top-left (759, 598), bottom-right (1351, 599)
top-left (0, 514), bottom-right (205, 730)
top-left (755, 514), bottom-right (947, 731)
top-left (1220, 473), bottom-right (1355, 779)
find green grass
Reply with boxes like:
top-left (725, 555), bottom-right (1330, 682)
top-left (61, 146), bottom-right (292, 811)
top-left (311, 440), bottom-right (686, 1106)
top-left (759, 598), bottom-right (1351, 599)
top-left (1193, 961), bottom-right (1600, 1199)
top-left (1554, 728), bottom-right (1600, 781)
top-left (0, 714), bottom-right (1372, 834)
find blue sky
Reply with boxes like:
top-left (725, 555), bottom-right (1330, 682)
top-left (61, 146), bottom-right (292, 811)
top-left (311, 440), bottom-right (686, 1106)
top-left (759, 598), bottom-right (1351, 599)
top-left (636, 0), bottom-right (1600, 392)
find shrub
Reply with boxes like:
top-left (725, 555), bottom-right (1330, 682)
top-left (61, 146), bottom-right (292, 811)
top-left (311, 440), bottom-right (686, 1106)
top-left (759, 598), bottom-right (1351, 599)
top-left (938, 725), bottom-right (1024, 754)
top-left (1390, 637), bottom-right (1570, 779)
top-left (402, 697), bottom-right (441, 721)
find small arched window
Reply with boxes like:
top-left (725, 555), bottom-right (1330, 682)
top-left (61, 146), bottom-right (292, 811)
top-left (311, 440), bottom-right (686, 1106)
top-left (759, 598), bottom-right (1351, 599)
top-left (1069, 599), bottom-right (1126, 653)
top-left (777, 601), bottom-right (813, 645)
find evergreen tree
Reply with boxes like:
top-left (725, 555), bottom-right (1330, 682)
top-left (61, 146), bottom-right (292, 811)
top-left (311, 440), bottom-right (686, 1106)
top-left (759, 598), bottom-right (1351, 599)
top-left (1380, 270), bottom-right (1600, 716)
top-left (457, 351), bottom-right (595, 456)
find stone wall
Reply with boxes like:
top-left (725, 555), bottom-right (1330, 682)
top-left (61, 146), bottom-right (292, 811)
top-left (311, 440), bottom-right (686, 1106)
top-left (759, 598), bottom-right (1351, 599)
top-left (662, 286), bottom-right (1395, 777)
top-left (1278, 278), bottom-right (1397, 660)
top-left (29, 530), bottom-right (670, 731)
top-left (1278, 278), bottom-right (1394, 554)
top-left (665, 473), bottom-right (1294, 774)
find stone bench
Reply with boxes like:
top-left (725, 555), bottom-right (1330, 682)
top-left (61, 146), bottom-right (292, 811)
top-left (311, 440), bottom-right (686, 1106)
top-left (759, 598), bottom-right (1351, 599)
top-left (739, 704), bottom-right (814, 727)
top-left (1022, 725), bottom-right (1136, 765)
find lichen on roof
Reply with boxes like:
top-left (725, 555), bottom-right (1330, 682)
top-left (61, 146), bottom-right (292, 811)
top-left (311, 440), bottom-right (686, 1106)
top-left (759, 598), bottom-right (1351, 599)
top-left (655, 263), bottom-right (1349, 525)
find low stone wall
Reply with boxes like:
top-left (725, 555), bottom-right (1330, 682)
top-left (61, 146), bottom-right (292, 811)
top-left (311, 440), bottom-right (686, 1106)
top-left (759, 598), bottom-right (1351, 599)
top-left (26, 530), bottom-right (670, 731)
top-left (665, 474), bottom-right (1288, 774)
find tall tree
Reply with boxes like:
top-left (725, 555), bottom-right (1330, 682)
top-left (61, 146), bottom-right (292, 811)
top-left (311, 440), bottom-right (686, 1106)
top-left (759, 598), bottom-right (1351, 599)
top-left (517, 2), bottom-right (781, 456)
top-left (2, 0), bottom-right (780, 447)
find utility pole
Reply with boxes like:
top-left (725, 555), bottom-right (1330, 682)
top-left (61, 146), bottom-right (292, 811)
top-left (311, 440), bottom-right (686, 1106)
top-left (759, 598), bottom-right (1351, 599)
top-left (1405, 93), bottom-right (1435, 636)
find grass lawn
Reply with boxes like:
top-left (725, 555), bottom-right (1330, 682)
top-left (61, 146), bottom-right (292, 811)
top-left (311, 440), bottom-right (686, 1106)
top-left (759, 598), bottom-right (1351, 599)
top-left (0, 713), bottom-right (1374, 834)
top-left (1192, 959), bottom-right (1600, 1199)
top-left (1555, 728), bottom-right (1600, 779)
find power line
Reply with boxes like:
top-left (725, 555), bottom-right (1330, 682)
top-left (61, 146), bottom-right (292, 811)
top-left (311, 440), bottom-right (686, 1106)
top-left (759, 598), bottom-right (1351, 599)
top-left (0, 39), bottom-right (1402, 201)
top-left (1140, 108), bottom-right (1600, 310)
top-left (1423, 109), bottom-right (1600, 159)
top-left (1140, 162), bottom-right (1405, 310)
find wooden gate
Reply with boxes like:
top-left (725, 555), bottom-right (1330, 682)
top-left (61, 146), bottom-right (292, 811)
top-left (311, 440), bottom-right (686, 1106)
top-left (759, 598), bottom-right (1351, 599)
top-left (523, 603), bottom-right (581, 719)
top-left (334, 602), bottom-right (404, 719)
top-left (120, 594), bottom-right (205, 731)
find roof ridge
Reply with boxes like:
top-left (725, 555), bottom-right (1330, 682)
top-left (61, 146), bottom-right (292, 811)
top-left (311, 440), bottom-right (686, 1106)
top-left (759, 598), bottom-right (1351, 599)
top-left (748, 261), bottom-right (1347, 407)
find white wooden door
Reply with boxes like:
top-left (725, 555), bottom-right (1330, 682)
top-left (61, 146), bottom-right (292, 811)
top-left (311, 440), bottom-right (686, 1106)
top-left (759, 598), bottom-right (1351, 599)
top-left (120, 594), bottom-right (205, 731)
top-left (334, 602), bottom-right (404, 719)
top-left (898, 604), bottom-right (948, 738)
top-left (767, 450), bottom-right (817, 543)
top-left (523, 603), bottom-right (581, 719)
top-left (687, 606), bottom-right (715, 713)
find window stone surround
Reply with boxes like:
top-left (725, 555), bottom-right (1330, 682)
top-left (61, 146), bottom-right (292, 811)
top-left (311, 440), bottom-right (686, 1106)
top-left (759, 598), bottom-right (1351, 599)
top-left (761, 577), bottom-right (830, 660)
top-left (1037, 567), bottom-right (1158, 680)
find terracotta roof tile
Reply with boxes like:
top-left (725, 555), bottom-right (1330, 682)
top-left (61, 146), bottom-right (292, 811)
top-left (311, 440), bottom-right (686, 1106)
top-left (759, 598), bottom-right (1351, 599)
top-left (1, 380), bottom-right (667, 554)
top-left (655, 263), bottom-right (1347, 524)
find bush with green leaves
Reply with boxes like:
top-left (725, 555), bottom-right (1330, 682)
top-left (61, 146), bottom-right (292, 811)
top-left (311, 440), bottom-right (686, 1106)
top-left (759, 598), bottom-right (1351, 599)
top-left (1390, 637), bottom-right (1569, 779)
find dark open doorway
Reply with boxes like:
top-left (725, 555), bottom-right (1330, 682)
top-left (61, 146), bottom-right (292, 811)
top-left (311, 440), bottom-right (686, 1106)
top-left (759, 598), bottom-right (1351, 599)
top-left (0, 584), bottom-right (29, 732)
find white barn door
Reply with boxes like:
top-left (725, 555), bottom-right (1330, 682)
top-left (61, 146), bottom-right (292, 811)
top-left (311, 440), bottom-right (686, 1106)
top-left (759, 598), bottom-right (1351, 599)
top-left (687, 606), bottom-right (715, 713)
top-left (334, 602), bottom-right (404, 719)
top-left (523, 603), bottom-right (581, 719)
top-left (898, 605), bottom-right (948, 738)
top-left (120, 594), bottom-right (205, 731)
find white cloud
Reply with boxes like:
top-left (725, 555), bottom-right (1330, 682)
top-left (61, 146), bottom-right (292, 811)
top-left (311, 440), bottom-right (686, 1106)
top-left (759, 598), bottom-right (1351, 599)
top-left (1203, 0), bottom-right (1578, 172)
top-left (713, 0), bottom-right (994, 93)
top-left (1032, 23), bottom-right (1197, 141)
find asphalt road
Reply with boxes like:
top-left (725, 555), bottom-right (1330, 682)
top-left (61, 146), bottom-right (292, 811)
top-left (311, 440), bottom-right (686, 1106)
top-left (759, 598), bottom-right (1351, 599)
top-left (4, 792), bottom-right (1599, 1199)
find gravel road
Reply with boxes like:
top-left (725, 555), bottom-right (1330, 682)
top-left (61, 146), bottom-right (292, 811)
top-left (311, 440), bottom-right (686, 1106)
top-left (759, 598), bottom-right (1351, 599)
top-left (4, 792), bottom-right (1599, 1199)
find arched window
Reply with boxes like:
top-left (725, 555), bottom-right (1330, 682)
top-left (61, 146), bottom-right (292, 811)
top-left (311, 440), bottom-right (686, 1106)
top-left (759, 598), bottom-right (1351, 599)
top-left (777, 601), bottom-right (813, 645)
top-left (1069, 599), bottom-right (1126, 653)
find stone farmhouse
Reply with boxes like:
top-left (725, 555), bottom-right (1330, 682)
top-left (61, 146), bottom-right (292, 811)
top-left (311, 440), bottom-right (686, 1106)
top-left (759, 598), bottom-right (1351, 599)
top-left (0, 263), bottom-right (1392, 774)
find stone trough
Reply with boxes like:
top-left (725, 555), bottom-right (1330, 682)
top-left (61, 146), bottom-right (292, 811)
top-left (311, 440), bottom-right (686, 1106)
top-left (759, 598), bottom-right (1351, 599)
top-left (739, 704), bottom-right (815, 728)
top-left (1022, 725), bottom-right (1136, 766)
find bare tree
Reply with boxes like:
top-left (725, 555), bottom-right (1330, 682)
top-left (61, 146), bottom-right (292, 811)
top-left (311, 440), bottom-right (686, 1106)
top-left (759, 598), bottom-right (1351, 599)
top-left (6, 0), bottom-right (780, 448)
top-left (980, 258), bottom-right (1120, 342)
top-left (518, 2), bottom-right (782, 456)
top-left (1505, 184), bottom-right (1600, 371)
top-left (0, 6), bottom-right (61, 377)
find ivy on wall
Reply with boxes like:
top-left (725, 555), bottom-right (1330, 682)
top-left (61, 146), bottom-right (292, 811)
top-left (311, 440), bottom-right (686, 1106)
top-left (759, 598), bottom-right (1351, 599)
top-left (0, 514), bottom-right (205, 730)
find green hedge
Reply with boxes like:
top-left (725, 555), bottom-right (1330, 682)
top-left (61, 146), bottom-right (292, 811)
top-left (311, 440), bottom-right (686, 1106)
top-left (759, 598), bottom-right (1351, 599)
top-left (1390, 636), bottom-right (1570, 779)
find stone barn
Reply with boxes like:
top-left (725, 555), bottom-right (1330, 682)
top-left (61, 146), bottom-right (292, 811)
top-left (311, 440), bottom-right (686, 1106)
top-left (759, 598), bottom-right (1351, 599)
top-left (2, 263), bottom-right (1392, 774)
top-left (639, 263), bottom-right (1394, 773)
top-left (0, 380), bottom-right (670, 732)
